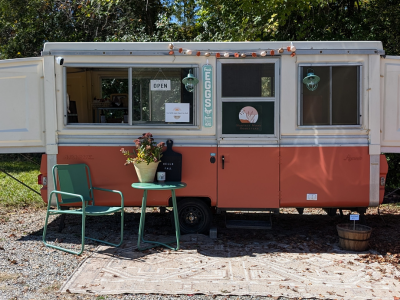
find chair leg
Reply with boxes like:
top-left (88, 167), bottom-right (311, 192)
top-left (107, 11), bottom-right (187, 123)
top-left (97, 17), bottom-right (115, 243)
top-left (44, 208), bottom-right (124, 255)
top-left (43, 208), bottom-right (85, 255)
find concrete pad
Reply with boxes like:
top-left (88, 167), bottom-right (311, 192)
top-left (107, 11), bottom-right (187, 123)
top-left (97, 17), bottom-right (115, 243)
top-left (61, 234), bottom-right (400, 299)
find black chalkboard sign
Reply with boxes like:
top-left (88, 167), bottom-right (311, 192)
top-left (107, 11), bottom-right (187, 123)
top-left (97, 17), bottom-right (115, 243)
top-left (156, 139), bottom-right (182, 182)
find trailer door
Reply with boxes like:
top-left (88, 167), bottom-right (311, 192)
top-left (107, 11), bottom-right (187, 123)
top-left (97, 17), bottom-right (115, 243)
top-left (381, 56), bottom-right (400, 153)
top-left (0, 58), bottom-right (45, 153)
top-left (217, 59), bottom-right (280, 209)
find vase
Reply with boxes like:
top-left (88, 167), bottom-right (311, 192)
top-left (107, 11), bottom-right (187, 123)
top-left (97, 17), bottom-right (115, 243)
top-left (133, 162), bottom-right (160, 183)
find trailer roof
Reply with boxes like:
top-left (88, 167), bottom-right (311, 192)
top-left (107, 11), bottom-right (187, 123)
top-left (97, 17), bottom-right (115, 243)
top-left (42, 41), bottom-right (384, 56)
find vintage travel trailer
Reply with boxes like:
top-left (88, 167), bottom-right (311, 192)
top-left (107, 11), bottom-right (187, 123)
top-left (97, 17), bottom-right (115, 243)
top-left (0, 41), bottom-right (399, 233)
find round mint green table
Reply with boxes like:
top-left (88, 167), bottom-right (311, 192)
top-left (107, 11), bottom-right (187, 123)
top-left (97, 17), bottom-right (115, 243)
top-left (131, 182), bottom-right (186, 251)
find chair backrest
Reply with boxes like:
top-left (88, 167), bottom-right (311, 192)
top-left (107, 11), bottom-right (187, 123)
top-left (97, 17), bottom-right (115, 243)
top-left (53, 164), bottom-right (93, 205)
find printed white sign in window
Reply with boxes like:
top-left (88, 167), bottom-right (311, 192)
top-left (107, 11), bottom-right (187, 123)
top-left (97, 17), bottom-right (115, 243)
top-left (165, 103), bottom-right (190, 122)
top-left (150, 80), bottom-right (171, 91)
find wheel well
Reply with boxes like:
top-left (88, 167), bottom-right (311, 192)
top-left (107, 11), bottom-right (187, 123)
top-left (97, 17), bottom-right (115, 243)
top-left (168, 197), bottom-right (211, 208)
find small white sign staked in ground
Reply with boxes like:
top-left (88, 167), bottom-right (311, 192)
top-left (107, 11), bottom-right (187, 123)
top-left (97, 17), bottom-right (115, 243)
top-left (350, 214), bottom-right (360, 221)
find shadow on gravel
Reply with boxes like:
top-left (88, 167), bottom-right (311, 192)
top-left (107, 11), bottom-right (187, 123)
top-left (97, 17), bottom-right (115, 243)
top-left (19, 208), bottom-right (400, 264)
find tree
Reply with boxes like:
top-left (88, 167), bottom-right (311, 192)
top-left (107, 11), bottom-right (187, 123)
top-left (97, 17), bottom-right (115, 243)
top-left (0, 0), bottom-right (166, 59)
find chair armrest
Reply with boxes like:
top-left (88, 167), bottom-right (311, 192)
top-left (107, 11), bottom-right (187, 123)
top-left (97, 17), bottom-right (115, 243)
top-left (50, 190), bottom-right (85, 202)
top-left (49, 190), bottom-right (86, 210)
top-left (93, 187), bottom-right (124, 207)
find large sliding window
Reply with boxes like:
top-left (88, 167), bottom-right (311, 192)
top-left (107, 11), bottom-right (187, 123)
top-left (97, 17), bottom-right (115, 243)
top-left (65, 66), bottom-right (196, 126)
top-left (299, 65), bottom-right (361, 126)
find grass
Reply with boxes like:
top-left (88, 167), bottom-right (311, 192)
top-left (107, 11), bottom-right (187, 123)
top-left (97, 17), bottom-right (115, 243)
top-left (0, 154), bottom-right (45, 209)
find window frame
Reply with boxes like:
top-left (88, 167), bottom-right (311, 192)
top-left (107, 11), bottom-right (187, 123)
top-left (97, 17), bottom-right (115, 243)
top-left (63, 63), bottom-right (200, 129)
top-left (217, 58), bottom-right (280, 140)
top-left (297, 63), bottom-right (363, 129)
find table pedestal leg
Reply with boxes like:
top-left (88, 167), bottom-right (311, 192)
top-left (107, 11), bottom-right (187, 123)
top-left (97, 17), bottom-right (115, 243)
top-left (137, 188), bottom-right (181, 251)
top-left (137, 190), bottom-right (147, 250)
top-left (171, 189), bottom-right (180, 250)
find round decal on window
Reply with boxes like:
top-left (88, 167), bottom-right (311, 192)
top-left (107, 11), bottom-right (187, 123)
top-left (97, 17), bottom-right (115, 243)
top-left (239, 106), bottom-right (258, 123)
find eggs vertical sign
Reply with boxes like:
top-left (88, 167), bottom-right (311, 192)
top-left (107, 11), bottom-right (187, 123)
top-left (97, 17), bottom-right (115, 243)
top-left (203, 65), bottom-right (213, 128)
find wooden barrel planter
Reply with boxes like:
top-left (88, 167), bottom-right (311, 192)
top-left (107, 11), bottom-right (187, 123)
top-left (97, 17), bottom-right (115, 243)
top-left (337, 223), bottom-right (372, 251)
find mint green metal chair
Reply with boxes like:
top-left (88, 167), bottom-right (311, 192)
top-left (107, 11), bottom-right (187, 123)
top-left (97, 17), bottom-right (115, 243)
top-left (43, 164), bottom-right (124, 255)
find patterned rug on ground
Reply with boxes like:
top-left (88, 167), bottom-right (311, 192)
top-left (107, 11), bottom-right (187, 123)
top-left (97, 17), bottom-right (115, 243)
top-left (61, 234), bottom-right (400, 299)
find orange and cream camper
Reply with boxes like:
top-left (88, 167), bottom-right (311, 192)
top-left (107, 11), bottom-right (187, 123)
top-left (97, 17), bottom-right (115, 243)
top-left (0, 41), bottom-right (398, 233)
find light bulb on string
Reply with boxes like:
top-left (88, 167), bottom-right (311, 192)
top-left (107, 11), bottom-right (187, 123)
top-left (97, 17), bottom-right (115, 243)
top-left (224, 52), bottom-right (230, 57)
top-left (290, 42), bottom-right (296, 52)
top-left (260, 51), bottom-right (267, 57)
top-left (186, 49), bottom-right (192, 55)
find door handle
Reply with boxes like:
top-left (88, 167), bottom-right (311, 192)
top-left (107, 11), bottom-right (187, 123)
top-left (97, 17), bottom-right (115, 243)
top-left (222, 155), bottom-right (225, 169)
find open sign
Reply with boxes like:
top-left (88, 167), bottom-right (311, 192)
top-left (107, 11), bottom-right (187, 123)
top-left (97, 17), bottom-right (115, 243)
top-left (150, 80), bottom-right (171, 91)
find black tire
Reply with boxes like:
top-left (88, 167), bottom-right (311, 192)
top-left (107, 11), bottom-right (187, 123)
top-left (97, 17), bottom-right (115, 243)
top-left (177, 199), bottom-right (212, 234)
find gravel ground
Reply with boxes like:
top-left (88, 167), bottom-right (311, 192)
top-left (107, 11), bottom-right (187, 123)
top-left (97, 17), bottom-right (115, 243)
top-left (1, 205), bottom-right (399, 300)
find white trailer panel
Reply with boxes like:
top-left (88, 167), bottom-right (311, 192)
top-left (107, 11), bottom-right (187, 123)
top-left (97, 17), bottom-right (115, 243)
top-left (0, 58), bottom-right (45, 153)
top-left (381, 56), bottom-right (400, 152)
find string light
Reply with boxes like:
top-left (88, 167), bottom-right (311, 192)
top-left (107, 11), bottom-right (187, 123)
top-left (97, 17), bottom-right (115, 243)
top-left (165, 44), bottom-right (297, 58)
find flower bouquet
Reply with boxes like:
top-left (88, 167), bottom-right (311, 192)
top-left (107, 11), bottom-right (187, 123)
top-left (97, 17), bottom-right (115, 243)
top-left (120, 133), bottom-right (165, 182)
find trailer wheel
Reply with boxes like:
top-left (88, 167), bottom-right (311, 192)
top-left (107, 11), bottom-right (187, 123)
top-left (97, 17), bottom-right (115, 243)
top-left (177, 199), bottom-right (212, 234)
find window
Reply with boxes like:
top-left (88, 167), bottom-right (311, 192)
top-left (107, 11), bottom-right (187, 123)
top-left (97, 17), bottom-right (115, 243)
top-left (65, 66), bottom-right (196, 125)
top-left (222, 63), bottom-right (275, 98)
top-left (299, 65), bottom-right (360, 126)
top-left (218, 60), bottom-right (278, 137)
top-left (131, 68), bottom-right (193, 124)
